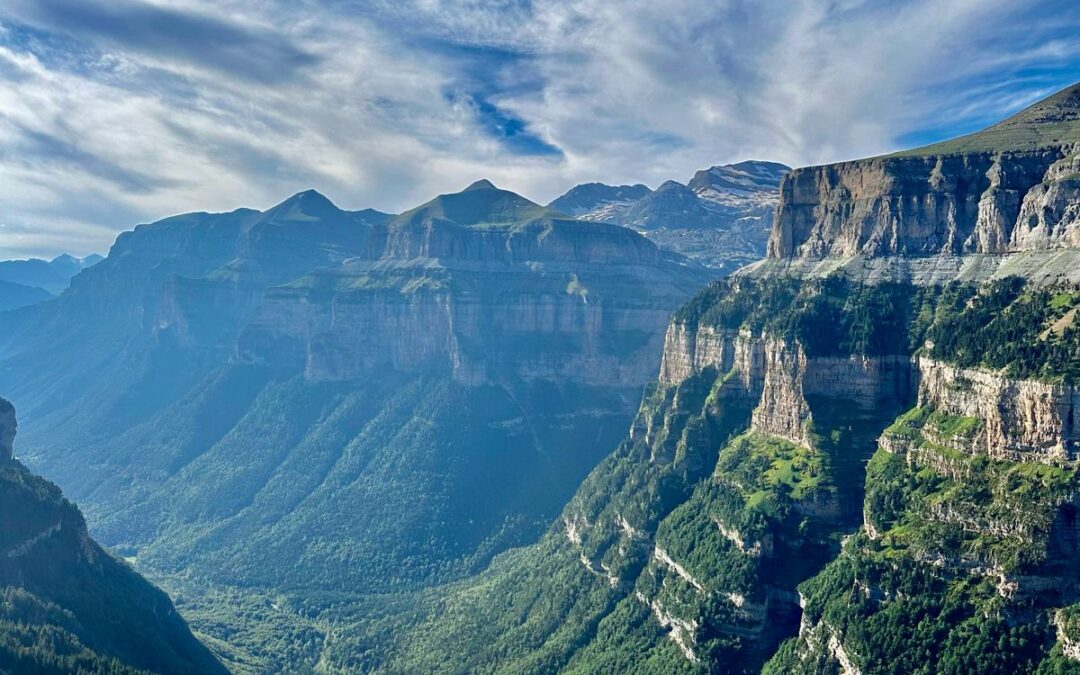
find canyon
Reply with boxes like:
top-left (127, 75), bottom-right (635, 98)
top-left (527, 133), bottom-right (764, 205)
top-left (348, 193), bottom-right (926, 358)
top-left (369, 82), bottom-right (1080, 675)
top-left (2, 77), bottom-right (1080, 674)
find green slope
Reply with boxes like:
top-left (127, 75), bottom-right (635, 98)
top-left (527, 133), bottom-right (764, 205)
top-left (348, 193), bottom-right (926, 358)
top-left (0, 456), bottom-right (225, 674)
top-left (891, 82), bottom-right (1080, 157)
top-left (369, 274), bottom-right (1080, 674)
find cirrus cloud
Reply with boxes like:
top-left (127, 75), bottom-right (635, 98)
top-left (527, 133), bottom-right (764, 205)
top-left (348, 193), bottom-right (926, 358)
top-left (0, 0), bottom-right (1077, 258)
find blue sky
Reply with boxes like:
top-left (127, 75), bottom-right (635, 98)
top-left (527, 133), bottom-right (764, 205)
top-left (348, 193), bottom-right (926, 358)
top-left (0, 0), bottom-right (1078, 258)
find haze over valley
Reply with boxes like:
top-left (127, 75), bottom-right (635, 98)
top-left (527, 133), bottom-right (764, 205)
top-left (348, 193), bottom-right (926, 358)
top-left (1, 2), bottom-right (1080, 674)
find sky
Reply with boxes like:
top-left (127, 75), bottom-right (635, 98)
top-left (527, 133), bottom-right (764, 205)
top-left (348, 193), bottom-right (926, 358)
top-left (0, 0), bottom-right (1078, 259)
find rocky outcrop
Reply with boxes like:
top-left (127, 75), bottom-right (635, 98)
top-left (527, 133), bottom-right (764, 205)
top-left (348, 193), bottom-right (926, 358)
top-left (0, 397), bottom-right (13, 462)
top-left (767, 148), bottom-right (1076, 259)
top-left (1056, 610), bottom-right (1080, 661)
top-left (658, 322), bottom-right (915, 448)
top-left (1011, 151), bottom-right (1080, 250)
top-left (657, 324), bottom-right (763, 398)
top-left (751, 338), bottom-right (814, 446)
top-left (917, 357), bottom-right (1079, 460)
top-left (764, 83), bottom-right (1080, 274)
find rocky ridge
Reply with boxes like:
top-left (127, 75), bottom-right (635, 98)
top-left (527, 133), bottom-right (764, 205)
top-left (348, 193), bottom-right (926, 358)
top-left (549, 160), bottom-right (791, 270)
top-left (757, 83), bottom-right (1080, 287)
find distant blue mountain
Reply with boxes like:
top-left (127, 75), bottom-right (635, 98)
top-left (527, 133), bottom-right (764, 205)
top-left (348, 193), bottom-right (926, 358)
top-left (548, 160), bottom-right (791, 270)
top-left (0, 253), bottom-right (103, 296)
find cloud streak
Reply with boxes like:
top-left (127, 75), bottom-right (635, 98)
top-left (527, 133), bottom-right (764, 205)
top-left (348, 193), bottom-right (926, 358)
top-left (0, 0), bottom-right (1077, 258)
top-left (4, 0), bottom-right (319, 83)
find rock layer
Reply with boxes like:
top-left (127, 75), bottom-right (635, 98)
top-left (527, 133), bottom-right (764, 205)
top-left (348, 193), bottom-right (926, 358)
top-left (0, 397), bottom-right (13, 462)
top-left (768, 147), bottom-right (1078, 259)
top-left (917, 356), bottom-right (1079, 460)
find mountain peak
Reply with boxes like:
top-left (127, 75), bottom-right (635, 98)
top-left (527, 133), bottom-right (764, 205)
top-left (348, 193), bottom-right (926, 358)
top-left (463, 179), bottom-right (499, 192)
top-left (285, 188), bottom-right (334, 204)
top-left (992, 81), bottom-right (1080, 129)
top-left (894, 80), bottom-right (1080, 157)
top-left (655, 179), bottom-right (690, 192)
top-left (689, 161), bottom-right (790, 195)
top-left (265, 189), bottom-right (341, 219)
top-left (394, 181), bottom-right (550, 228)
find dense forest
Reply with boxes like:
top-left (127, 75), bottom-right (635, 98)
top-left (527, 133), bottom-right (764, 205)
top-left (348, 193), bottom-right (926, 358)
top-left (678, 275), bottom-right (1080, 381)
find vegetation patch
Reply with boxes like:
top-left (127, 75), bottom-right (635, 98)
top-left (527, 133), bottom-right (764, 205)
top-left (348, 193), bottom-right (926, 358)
top-left (677, 275), bottom-right (1080, 381)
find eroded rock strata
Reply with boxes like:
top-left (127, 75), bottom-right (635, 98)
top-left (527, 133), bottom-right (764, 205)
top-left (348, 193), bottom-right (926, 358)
top-left (382, 268), bottom-right (1080, 673)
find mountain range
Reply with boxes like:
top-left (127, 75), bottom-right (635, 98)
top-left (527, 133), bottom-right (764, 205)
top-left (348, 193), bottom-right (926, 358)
top-left (549, 161), bottom-right (791, 270)
top-left (0, 178), bottom-right (713, 671)
top-left (0, 254), bottom-right (102, 311)
top-left (2, 80), bottom-right (1080, 674)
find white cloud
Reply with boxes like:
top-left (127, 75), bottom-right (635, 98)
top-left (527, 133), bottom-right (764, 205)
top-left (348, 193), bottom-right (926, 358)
top-left (0, 0), bottom-right (1077, 258)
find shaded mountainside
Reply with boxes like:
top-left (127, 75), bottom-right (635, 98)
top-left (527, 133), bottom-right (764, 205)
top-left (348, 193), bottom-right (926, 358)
top-left (549, 161), bottom-right (790, 270)
top-left (0, 398), bottom-right (223, 675)
top-left (0, 180), bottom-right (710, 670)
top-left (373, 274), bottom-right (1080, 674)
top-left (359, 82), bottom-right (1080, 675)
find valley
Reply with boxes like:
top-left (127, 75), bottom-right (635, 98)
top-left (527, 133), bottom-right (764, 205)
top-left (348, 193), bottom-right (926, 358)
top-left (1, 50), bottom-right (1079, 675)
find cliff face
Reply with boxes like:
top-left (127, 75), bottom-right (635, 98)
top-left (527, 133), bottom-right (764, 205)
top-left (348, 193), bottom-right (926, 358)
top-left (658, 322), bottom-right (915, 448)
top-left (767, 147), bottom-right (1077, 258)
top-left (239, 212), bottom-right (700, 387)
top-left (1012, 151), bottom-right (1080, 250)
top-left (659, 325), bottom-right (1079, 467)
top-left (916, 357), bottom-right (1079, 461)
top-left (0, 399), bottom-right (224, 674)
top-left (765, 83), bottom-right (1080, 268)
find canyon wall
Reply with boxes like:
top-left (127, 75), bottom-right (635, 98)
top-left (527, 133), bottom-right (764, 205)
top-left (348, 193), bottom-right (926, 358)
top-left (0, 397), bottom-right (14, 462)
top-left (767, 147), bottom-right (1079, 259)
top-left (917, 356), bottom-right (1079, 461)
top-left (657, 321), bottom-right (916, 447)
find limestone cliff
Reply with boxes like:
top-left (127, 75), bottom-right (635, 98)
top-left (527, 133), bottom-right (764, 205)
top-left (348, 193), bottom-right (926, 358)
top-left (916, 357), bottom-right (1079, 461)
top-left (767, 148), bottom-right (1074, 258)
top-left (760, 82), bottom-right (1080, 288)
top-left (657, 320), bottom-right (915, 451)
top-left (0, 397), bottom-right (13, 462)
top-left (238, 183), bottom-right (710, 387)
